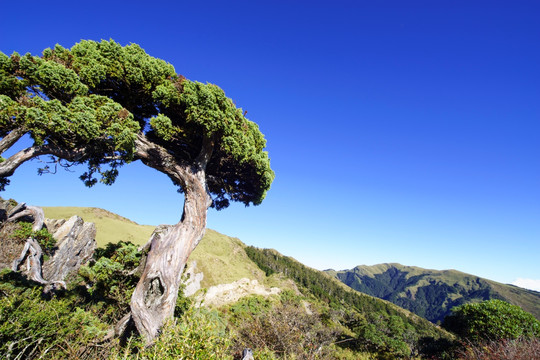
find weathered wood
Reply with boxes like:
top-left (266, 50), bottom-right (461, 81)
top-left (127, 134), bottom-right (213, 343)
top-left (11, 237), bottom-right (49, 285)
top-left (11, 240), bottom-right (31, 272)
top-left (0, 127), bottom-right (25, 155)
top-left (8, 205), bottom-right (50, 285)
top-left (6, 205), bottom-right (94, 291)
top-left (42, 216), bottom-right (96, 283)
top-left (7, 202), bottom-right (27, 218)
top-left (242, 348), bottom-right (254, 360)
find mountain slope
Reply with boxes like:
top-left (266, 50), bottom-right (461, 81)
top-left (326, 263), bottom-right (540, 323)
top-left (42, 206), bottom-right (273, 289)
top-left (37, 206), bottom-right (453, 357)
top-left (43, 207), bottom-right (155, 247)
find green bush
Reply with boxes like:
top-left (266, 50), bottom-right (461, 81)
top-left (78, 241), bottom-right (141, 321)
top-left (231, 295), bottom-right (340, 360)
top-left (0, 270), bottom-right (109, 359)
top-left (443, 299), bottom-right (540, 342)
top-left (11, 221), bottom-right (56, 252)
top-left (112, 307), bottom-right (233, 359)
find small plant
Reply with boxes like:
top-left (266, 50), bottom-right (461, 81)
top-left (78, 241), bottom-right (141, 322)
top-left (0, 271), bottom-right (109, 359)
top-left (231, 296), bottom-right (340, 359)
top-left (10, 221), bottom-right (56, 252)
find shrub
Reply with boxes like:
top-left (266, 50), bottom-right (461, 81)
top-left (455, 337), bottom-right (540, 360)
top-left (78, 241), bottom-right (141, 322)
top-left (442, 299), bottom-right (540, 342)
top-left (231, 296), bottom-right (340, 359)
top-left (0, 270), bottom-right (109, 359)
top-left (112, 307), bottom-right (233, 359)
top-left (10, 221), bottom-right (56, 253)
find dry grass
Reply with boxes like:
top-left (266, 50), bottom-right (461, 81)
top-left (456, 337), bottom-right (540, 360)
top-left (42, 206), bottom-right (155, 247)
top-left (0, 222), bottom-right (25, 269)
top-left (41, 207), bottom-right (289, 290)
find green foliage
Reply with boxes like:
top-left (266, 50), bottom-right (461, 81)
top-left (1, 39), bottom-right (274, 209)
top-left (442, 299), bottom-right (540, 342)
top-left (228, 294), bottom-right (274, 320)
top-left (10, 221), bottom-right (56, 252)
top-left (328, 264), bottom-right (537, 325)
top-left (0, 270), bottom-right (109, 359)
top-left (78, 241), bottom-right (141, 320)
top-left (113, 308), bottom-right (233, 359)
top-left (351, 314), bottom-right (414, 359)
top-left (244, 247), bottom-right (451, 359)
top-left (228, 295), bottom-right (341, 360)
top-left (245, 247), bottom-right (441, 335)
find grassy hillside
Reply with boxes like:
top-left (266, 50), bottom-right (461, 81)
top-left (327, 263), bottom-right (540, 323)
top-left (43, 207), bottom-right (154, 247)
top-left (4, 205), bottom-right (461, 358)
top-left (42, 206), bottom-right (273, 289)
top-left (189, 229), bottom-right (268, 288)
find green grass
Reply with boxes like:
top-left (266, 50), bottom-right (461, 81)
top-left (189, 229), bottom-right (267, 288)
top-left (43, 207), bottom-right (155, 247)
top-left (41, 206), bottom-right (279, 289)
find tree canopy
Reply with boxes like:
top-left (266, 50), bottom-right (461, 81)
top-left (0, 39), bottom-right (273, 208)
top-left (0, 39), bottom-right (274, 342)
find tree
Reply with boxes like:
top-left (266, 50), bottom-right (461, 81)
top-left (442, 299), bottom-right (540, 342)
top-left (0, 40), bottom-right (274, 342)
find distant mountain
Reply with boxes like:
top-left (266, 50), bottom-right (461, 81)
top-left (326, 263), bottom-right (540, 323)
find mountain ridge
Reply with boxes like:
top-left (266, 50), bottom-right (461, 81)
top-left (327, 263), bottom-right (540, 323)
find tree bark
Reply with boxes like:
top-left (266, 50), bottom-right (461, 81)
top-left (9, 205), bottom-right (50, 285)
top-left (0, 127), bottom-right (25, 155)
top-left (0, 142), bottom-right (86, 179)
top-left (127, 134), bottom-right (213, 343)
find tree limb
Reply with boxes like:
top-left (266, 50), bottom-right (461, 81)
top-left (0, 127), bottom-right (26, 155)
top-left (7, 205), bottom-right (44, 231)
top-left (194, 135), bottom-right (215, 169)
top-left (0, 143), bottom-right (87, 178)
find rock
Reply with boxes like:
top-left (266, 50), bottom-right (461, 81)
top-left (182, 261), bottom-right (204, 297)
top-left (198, 278), bottom-right (281, 307)
top-left (42, 215), bottom-right (96, 282)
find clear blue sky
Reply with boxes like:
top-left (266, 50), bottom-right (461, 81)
top-left (1, 1), bottom-right (539, 289)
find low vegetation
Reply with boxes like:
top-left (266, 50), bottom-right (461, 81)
top-left (2, 208), bottom-right (539, 359)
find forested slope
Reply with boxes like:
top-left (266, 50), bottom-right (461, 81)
top-left (326, 263), bottom-right (540, 323)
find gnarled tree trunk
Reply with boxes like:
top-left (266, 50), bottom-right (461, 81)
top-left (125, 134), bottom-right (214, 343)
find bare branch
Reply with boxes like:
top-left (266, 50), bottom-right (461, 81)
top-left (7, 205), bottom-right (44, 231)
top-left (0, 143), bottom-right (87, 178)
top-left (0, 127), bottom-right (26, 155)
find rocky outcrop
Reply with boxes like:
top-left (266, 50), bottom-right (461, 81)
top-left (197, 278), bottom-right (281, 307)
top-left (42, 216), bottom-right (96, 283)
top-left (183, 261), bottom-right (204, 297)
top-left (180, 261), bottom-right (281, 307)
